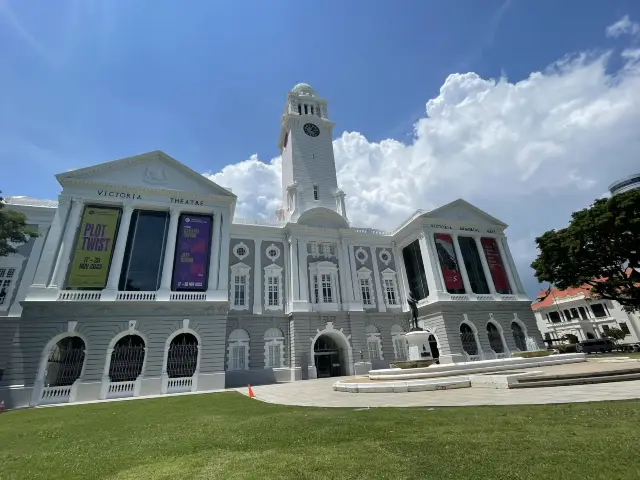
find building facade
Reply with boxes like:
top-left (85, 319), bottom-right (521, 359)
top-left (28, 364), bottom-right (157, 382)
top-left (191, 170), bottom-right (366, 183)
top-left (609, 173), bottom-right (640, 196)
top-left (0, 83), bottom-right (543, 409)
top-left (532, 285), bottom-right (640, 345)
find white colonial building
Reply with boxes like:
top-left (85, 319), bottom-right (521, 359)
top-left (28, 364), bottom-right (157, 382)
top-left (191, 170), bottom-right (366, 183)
top-left (0, 83), bottom-right (543, 409)
top-left (532, 285), bottom-right (640, 345)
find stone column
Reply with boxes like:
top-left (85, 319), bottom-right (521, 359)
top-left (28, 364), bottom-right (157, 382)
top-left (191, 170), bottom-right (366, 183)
top-left (102, 205), bottom-right (135, 299)
top-left (253, 238), bottom-right (262, 314)
top-left (29, 196), bottom-right (72, 293)
top-left (9, 224), bottom-right (49, 316)
top-left (284, 236), bottom-right (292, 312)
top-left (207, 211), bottom-right (222, 293)
top-left (336, 240), bottom-right (351, 309)
top-left (348, 244), bottom-right (362, 302)
top-left (500, 237), bottom-right (525, 294)
top-left (288, 236), bottom-right (300, 302)
top-left (392, 242), bottom-right (410, 311)
top-left (297, 239), bottom-right (309, 303)
top-left (452, 234), bottom-right (473, 296)
top-left (157, 207), bottom-right (181, 299)
top-left (474, 237), bottom-right (497, 295)
top-left (49, 199), bottom-right (85, 290)
top-left (217, 212), bottom-right (231, 293)
top-left (370, 246), bottom-right (386, 312)
top-left (419, 232), bottom-right (444, 299)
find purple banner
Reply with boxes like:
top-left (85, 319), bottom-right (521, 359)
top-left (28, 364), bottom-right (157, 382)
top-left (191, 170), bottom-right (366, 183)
top-left (172, 214), bottom-right (212, 291)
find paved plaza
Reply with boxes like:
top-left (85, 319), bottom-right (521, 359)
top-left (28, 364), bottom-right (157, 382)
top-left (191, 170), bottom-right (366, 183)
top-left (237, 361), bottom-right (640, 407)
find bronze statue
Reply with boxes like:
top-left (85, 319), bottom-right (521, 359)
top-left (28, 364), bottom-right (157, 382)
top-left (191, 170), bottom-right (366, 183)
top-left (406, 291), bottom-right (422, 331)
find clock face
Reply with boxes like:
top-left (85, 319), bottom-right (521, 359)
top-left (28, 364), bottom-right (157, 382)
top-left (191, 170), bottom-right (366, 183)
top-left (303, 123), bottom-right (320, 137)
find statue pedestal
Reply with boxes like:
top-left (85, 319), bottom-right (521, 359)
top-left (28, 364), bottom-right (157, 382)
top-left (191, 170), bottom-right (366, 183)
top-left (405, 330), bottom-right (434, 362)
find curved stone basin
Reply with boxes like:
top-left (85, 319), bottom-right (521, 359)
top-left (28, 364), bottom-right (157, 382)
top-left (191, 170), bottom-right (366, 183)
top-left (366, 353), bottom-right (585, 381)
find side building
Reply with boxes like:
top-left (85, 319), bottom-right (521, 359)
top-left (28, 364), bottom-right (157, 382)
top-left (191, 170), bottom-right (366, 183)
top-left (0, 83), bottom-right (543, 409)
top-left (532, 284), bottom-right (640, 345)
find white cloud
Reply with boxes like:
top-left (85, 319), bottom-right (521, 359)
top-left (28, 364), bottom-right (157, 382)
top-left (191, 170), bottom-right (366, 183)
top-left (205, 41), bottom-right (640, 298)
top-left (606, 15), bottom-right (640, 38)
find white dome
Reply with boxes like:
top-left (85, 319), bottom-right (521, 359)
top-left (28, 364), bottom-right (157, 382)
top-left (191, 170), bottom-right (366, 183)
top-left (292, 83), bottom-right (316, 96)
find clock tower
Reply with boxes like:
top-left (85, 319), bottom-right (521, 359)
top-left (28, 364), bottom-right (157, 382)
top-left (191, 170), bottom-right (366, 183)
top-left (277, 83), bottom-right (348, 225)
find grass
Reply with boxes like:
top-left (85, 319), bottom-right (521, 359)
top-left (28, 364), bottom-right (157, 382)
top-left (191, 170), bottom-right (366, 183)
top-left (1, 393), bottom-right (639, 480)
top-left (512, 350), bottom-right (555, 358)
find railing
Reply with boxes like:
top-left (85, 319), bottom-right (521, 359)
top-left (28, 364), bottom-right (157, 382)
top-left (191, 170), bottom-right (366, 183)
top-left (350, 228), bottom-right (391, 236)
top-left (167, 377), bottom-right (193, 393)
top-left (107, 381), bottom-right (136, 398)
top-left (466, 354), bottom-right (482, 362)
top-left (476, 295), bottom-right (495, 301)
top-left (233, 217), bottom-right (285, 227)
top-left (500, 295), bottom-right (517, 301)
top-left (495, 352), bottom-right (510, 359)
top-left (170, 292), bottom-right (207, 301)
top-left (40, 385), bottom-right (72, 403)
top-left (450, 295), bottom-right (471, 301)
top-left (116, 291), bottom-right (157, 301)
top-left (57, 291), bottom-right (102, 301)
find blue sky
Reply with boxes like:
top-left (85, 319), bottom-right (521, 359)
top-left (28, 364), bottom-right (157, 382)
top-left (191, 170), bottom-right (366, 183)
top-left (2, 0), bottom-right (640, 297)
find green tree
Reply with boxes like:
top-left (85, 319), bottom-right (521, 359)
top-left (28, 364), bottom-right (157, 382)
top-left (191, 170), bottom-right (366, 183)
top-left (604, 327), bottom-right (627, 343)
top-left (531, 189), bottom-right (640, 313)
top-left (0, 192), bottom-right (38, 257)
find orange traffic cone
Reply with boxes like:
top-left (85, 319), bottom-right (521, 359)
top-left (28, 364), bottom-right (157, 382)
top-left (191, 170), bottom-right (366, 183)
top-left (247, 385), bottom-right (255, 398)
top-left (0, 400), bottom-right (5, 413)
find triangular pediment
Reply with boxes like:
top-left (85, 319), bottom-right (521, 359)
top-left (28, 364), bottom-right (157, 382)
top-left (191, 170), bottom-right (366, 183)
top-left (56, 151), bottom-right (236, 199)
top-left (425, 199), bottom-right (506, 228)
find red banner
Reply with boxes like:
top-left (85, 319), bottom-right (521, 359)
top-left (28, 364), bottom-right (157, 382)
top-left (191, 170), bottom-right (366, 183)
top-left (480, 237), bottom-right (511, 294)
top-left (433, 234), bottom-right (464, 291)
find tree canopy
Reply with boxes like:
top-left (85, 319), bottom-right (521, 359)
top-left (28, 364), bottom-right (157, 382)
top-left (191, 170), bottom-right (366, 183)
top-left (0, 192), bottom-right (38, 257)
top-left (531, 189), bottom-right (640, 312)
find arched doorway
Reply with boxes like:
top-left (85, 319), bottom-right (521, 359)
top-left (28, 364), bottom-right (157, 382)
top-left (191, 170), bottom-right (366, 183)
top-left (109, 335), bottom-right (146, 382)
top-left (166, 333), bottom-right (198, 379)
top-left (511, 322), bottom-right (527, 351)
top-left (428, 334), bottom-right (440, 360)
top-left (487, 322), bottom-right (506, 354)
top-left (44, 336), bottom-right (86, 388)
top-left (313, 335), bottom-right (346, 378)
top-left (586, 332), bottom-right (595, 339)
top-left (460, 323), bottom-right (480, 360)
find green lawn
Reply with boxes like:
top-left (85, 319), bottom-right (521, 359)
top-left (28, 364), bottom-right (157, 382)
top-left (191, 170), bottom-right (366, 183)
top-left (1, 393), bottom-right (639, 480)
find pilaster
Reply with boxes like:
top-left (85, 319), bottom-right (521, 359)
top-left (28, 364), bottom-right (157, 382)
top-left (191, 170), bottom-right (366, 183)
top-left (28, 196), bottom-right (72, 299)
top-left (8, 224), bottom-right (48, 316)
top-left (452, 233), bottom-right (473, 297)
top-left (370, 246), bottom-right (386, 312)
top-left (102, 205), bottom-right (135, 300)
top-left (157, 207), bottom-right (181, 300)
top-left (49, 198), bottom-right (85, 290)
top-left (253, 238), bottom-right (263, 314)
top-left (500, 236), bottom-right (526, 295)
top-left (475, 236), bottom-right (497, 295)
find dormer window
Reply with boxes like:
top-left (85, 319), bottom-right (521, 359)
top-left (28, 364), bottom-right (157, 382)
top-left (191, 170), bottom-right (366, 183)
top-left (298, 104), bottom-right (302, 115)
top-left (313, 185), bottom-right (319, 200)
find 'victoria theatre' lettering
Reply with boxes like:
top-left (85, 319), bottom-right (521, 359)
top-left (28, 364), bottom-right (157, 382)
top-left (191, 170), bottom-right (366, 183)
top-left (97, 190), bottom-right (142, 200)
top-left (169, 197), bottom-right (204, 206)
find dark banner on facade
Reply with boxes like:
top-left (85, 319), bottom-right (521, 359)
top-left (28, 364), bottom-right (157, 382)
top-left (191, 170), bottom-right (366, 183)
top-left (433, 233), bottom-right (463, 291)
top-left (67, 206), bottom-right (121, 288)
top-left (480, 237), bottom-right (511, 293)
top-left (172, 214), bottom-right (212, 291)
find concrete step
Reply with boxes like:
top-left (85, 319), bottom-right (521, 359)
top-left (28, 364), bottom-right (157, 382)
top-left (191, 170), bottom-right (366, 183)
top-left (516, 367), bottom-right (640, 383)
top-left (510, 372), bottom-right (640, 389)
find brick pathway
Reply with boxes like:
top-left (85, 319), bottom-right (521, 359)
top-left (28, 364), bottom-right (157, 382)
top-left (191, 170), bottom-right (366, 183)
top-left (239, 377), bottom-right (640, 407)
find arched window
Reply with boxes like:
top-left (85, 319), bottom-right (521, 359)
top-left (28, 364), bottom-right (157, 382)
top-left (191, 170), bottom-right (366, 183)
top-left (228, 329), bottom-right (250, 371)
top-left (109, 335), bottom-right (145, 382)
top-left (460, 323), bottom-right (478, 356)
top-left (511, 322), bottom-right (527, 351)
top-left (44, 336), bottom-right (86, 387)
top-left (167, 333), bottom-right (198, 378)
top-left (390, 325), bottom-right (407, 360)
top-left (264, 328), bottom-right (285, 368)
top-left (365, 324), bottom-right (383, 360)
top-left (486, 322), bottom-right (505, 354)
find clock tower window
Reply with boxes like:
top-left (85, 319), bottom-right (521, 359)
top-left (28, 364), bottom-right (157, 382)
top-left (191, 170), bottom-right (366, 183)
top-left (298, 104), bottom-right (302, 115)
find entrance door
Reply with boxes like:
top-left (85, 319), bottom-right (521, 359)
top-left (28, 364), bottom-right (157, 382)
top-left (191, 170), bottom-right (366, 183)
top-left (314, 335), bottom-right (343, 378)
